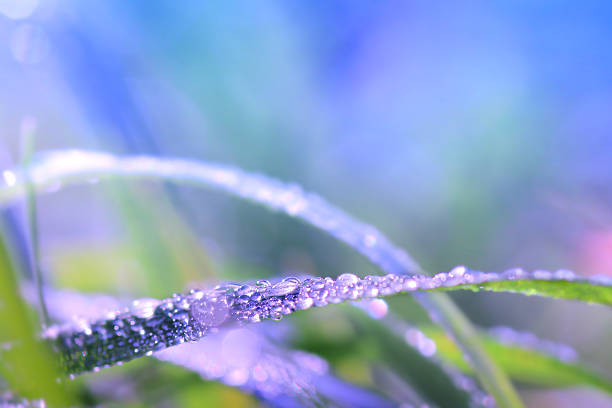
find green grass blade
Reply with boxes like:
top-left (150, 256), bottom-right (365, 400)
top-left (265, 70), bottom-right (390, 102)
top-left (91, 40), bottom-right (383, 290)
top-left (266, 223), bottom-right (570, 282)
top-left (422, 293), bottom-right (525, 407)
top-left (430, 272), bottom-right (612, 306)
top-left (423, 326), bottom-right (612, 395)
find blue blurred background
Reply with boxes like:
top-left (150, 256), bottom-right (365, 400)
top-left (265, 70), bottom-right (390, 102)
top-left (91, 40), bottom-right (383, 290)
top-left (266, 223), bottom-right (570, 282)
top-left (1, 1), bottom-right (612, 406)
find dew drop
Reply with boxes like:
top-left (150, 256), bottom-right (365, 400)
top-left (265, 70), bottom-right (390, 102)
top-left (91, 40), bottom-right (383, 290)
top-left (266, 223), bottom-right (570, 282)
top-left (190, 296), bottom-right (229, 328)
top-left (449, 265), bottom-right (467, 277)
top-left (404, 279), bottom-right (418, 290)
top-left (554, 269), bottom-right (576, 281)
top-left (266, 277), bottom-right (300, 297)
top-left (296, 297), bottom-right (314, 310)
top-left (256, 280), bottom-right (271, 288)
top-left (337, 273), bottom-right (359, 285)
top-left (130, 299), bottom-right (161, 319)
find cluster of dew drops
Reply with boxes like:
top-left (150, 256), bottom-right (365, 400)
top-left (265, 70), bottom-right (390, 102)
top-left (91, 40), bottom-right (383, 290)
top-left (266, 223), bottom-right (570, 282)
top-left (49, 266), bottom-right (596, 375)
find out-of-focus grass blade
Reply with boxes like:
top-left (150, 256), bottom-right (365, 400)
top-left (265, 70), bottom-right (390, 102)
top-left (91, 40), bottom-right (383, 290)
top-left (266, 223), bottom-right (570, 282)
top-left (104, 181), bottom-right (214, 297)
top-left (0, 231), bottom-right (71, 405)
top-left (292, 305), bottom-right (472, 408)
top-left (76, 357), bottom-right (257, 407)
top-left (51, 244), bottom-right (151, 294)
top-left (349, 309), bottom-right (475, 408)
top-left (423, 326), bottom-right (612, 395)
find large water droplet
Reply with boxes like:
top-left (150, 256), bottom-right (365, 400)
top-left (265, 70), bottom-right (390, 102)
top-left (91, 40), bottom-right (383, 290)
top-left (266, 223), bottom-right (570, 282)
top-left (265, 277), bottom-right (300, 297)
top-left (190, 296), bottom-right (229, 328)
top-left (337, 273), bottom-right (359, 285)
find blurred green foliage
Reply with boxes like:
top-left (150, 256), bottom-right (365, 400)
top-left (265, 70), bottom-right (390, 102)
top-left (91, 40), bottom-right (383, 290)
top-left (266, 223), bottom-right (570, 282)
top-left (0, 230), bottom-right (71, 405)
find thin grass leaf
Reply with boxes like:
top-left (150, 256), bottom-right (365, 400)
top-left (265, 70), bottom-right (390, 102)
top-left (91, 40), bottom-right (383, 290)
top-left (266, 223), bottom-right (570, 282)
top-left (20, 128), bottom-right (50, 328)
top-left (106, 181), bottom-right (215, 297)
top-left (344, 307), bottom-right (482, 408)
top-left (24, 185), bottom-right (50, 326)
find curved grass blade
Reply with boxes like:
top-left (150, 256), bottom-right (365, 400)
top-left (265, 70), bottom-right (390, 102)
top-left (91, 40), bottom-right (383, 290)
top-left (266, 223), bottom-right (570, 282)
top-left (43, 268), bottom-right (609, 374)
top-left (422, 326), bottom-right (612, 395)
top-left (0, 150), bottom-right (523, 407)
top-left (344, 306), bottom-right (491, 408)
top-left (379, 310), bottom-right (495, 407)
top-left (354, 304), bottom-right (611, 401)
top-left (370, 365), bottom-right (439, 408)
top-left (105, 181), bottom-right (215, 297)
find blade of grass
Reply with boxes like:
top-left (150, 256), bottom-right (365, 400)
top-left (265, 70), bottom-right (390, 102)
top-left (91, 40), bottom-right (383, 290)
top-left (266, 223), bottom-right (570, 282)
top-left (24, 182), bottom-right (49, 327)
top-left (20, 128), bottom-right (50, 328)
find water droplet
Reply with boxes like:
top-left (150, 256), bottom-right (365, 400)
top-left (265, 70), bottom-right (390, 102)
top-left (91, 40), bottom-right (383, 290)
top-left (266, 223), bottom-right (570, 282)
top-left (533, 269), bottom-right (552, 280)
top-left (130, 299), bottom-right (161, 319)
top-left (337, 273), bottom-right (359, 285)
top-left (256, 280), bottom-right (271, 289)
top-left (404, 279), bottom-right (418, 290)
top-left (296, 297), bottom-right (314, 310)
top-left (190, 296), bottom-right (229, 328)
top-left (449, 265), bottom-right (467, 277)
top-left (265, 277), bottom-right (300, 297)
top-left (554, 269), bottom-right (576, 281)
